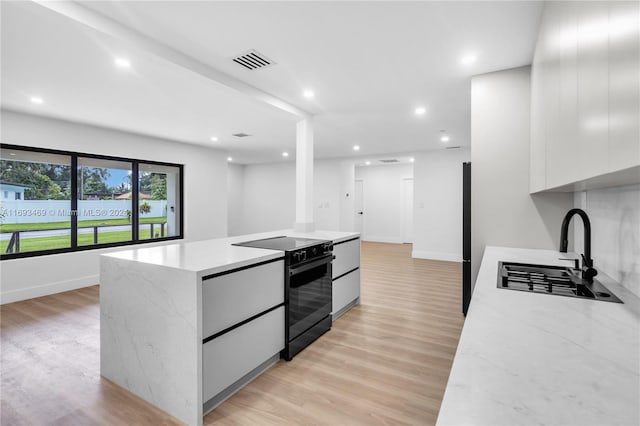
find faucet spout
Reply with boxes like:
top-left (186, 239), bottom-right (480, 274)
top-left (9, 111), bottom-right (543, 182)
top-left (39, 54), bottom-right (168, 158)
top-left (559, 208), bottom-right (597, 283)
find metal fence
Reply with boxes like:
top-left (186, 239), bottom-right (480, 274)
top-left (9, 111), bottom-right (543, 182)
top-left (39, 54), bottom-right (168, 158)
top-left (0, 200), bottom-right (167, 224)
top-left (3, 222), bottom-right (167, 254)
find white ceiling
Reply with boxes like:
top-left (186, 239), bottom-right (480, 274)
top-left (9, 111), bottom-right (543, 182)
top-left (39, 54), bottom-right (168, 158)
top-left (1, 1), bottom-right (543, 164)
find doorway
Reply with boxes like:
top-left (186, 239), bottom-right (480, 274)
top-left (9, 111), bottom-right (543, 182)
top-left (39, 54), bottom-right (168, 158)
top-left (354, 179), bottom-right (364, 237)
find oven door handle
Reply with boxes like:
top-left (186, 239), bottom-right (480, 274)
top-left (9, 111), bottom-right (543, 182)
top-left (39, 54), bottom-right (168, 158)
top-left (289, 253), bottom-right (334, 276)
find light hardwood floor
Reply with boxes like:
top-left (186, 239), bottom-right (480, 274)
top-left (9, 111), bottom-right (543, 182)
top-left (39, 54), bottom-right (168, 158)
top-left (1, 242), bottom-right (464, 425)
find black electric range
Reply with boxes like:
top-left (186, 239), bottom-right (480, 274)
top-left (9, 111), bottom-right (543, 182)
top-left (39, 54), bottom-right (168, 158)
top-left (233, 236), bottom-right (334, 360)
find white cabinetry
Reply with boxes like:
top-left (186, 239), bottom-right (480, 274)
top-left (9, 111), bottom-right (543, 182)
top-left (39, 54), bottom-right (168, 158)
top-left (543, 1), bottom-right (566, 189)
top-left (203, 307), bottom-right (284, 403)
top-left (202, 260), bottom-right (284, 337)
top-left (529, 20), bottom-right (547, 193)
top-left (332, 238), bottom-right (360, 279)
top-left (333, 269), bottom-right (360, 317)
top-left (331, 238), bottom-right (360, 318)
top-left (530, 1), bottom-right (640, 193)
top-left (576, 2), bottom-right (610, 183)
top-left (201, 259), bottom-right (284, 411)
top-left (609, 1), bottom-right (640, 172)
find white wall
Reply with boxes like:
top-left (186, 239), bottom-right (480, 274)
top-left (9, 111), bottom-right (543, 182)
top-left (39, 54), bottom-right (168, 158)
top-left (336, 161), bottom-right (355, 232)
top-left (240, 162), bottom-right (296, 234)
top-left (354, 163), bottom-right (413, 243)
top-left (233, 159), bottom-right (355, 235)
top-left (471, 67), bottom-right (573, 286)
top-left (314, 160), bottom-right (356, 231)
top-left (0, 110), bottom-right (228, 303)
top-left (312, 161), bottom-right (339, 231)
top-left (574, 185), bottom-right (640, 297)
top-left (226, 163), bottom-right (245, 237)
top-left (412, 148), bottom-right (470, 262)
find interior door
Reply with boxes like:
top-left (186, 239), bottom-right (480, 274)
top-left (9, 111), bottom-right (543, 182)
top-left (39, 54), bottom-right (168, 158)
top-left (402, 178), bottom-right (414, 243)
top-left (354, 179), bottom-right (364, 237)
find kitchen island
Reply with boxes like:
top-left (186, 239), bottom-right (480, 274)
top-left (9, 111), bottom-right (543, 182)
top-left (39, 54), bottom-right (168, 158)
top-left (437, 246), bottom-right (640, 425)
top-left (100, 230), bottom-right (360, 426)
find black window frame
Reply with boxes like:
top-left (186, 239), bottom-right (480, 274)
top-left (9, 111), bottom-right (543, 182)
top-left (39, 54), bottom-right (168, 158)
top-left (0, 144), bottom-right (184, 260)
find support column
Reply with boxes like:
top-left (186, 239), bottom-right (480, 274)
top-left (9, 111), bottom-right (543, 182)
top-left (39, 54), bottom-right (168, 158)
top-left (294, 118), bottom-right (315, 232)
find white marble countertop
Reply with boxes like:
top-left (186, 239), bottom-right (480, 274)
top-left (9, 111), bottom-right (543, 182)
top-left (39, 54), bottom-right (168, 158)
top-left (101, 229), bottom-right (359, 277)
top-left (437, 246), bottom-right (640, 426)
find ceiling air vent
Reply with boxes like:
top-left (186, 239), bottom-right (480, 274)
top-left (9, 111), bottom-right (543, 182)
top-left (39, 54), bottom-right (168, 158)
top-left (232, 49), bottom-right (275, 70)
top-left (446, 146), bottom-right (461, 150)
top-left (379, 159), bottom-right (399, 163)
top-left (232, 133), bottom-right (251, 138)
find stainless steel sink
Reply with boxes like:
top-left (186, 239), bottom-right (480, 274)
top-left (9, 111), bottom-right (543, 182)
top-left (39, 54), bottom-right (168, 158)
top-left (497, 261), bottom-right (623, 303)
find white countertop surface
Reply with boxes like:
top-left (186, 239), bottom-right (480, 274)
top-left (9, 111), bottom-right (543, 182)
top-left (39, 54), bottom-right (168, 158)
top-left (437, 246), bottom-right (640, 426)
top-left (101, 229), bottom-right (359, 277)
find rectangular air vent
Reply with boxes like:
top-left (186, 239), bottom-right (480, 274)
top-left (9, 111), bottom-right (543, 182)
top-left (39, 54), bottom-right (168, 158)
top-left (232, 133), bottom-right (251, 138)
top-left (232, 49), bottom-right (275, 70)
top-left (445, 146), bottom-right (461, 149)
top-left (379, 159), bottom-right (399, 163)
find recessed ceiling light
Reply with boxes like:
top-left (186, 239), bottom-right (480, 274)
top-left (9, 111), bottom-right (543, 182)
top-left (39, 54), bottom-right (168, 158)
top-left (30, 96), bottom-right (44, 104)
top-left (441, 135), bottom-right (450, 143)
top-left (227, 157), bottom-right (233, 162)
top-left (282, 152), bottom-right (289, 157)
top-left (353, 145), bottom-right (360, 151)
top-left (9, 153), bottom-right (16, 156)
top-left (210, 136), bottom-right (219, 142)
top-left (303, 89), bottom-right (314, 99)
top-left (414, 107), bottom-right (426, 116)
top-left (365, 161), bottom-right (371, 166)
top-left (115, 57), bottom-right (131, 69)
top-left (409, 157), bottom-right (415, 163)
top-left (460, 53), bottom-right (477, 65)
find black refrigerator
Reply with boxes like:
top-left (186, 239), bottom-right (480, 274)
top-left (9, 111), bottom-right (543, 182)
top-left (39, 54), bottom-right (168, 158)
top-left (462, 162), bottom-right (471, 316)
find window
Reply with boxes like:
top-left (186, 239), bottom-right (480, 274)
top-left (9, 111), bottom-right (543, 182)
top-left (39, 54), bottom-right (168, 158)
top-left (0, 144), bottom-right (183, 259)
top-left (0, 149), bottom-right (72, 254)
top-left (78, 157), bottom-right (133, 247)
top-left (138, 163), bottom-right (181, 241)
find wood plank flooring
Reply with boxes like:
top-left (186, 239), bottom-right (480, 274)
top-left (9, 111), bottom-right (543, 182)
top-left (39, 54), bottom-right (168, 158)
top-left (0, 242), bottom-right (464, 425)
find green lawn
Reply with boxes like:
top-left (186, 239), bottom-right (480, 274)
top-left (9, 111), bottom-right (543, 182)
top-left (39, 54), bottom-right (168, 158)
top-left (0, 217), bottom-right (166, 233)
top-left (1, 228), bottom-right (164, 253)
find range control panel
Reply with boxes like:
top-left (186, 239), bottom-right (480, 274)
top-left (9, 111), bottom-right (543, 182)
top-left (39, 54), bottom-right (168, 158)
top-left (290, 241), bottom-right (333, 266)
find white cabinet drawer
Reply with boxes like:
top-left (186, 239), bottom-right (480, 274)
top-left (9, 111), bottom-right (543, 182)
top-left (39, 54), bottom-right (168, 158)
top-left (202, 259), bottom-right (284, 338)
top-left (203, 306), bottom-right (284, 402)
top-left (333, 268), bottom-right (360, 316)
top-left (332, 239), bottom-right (360, 279)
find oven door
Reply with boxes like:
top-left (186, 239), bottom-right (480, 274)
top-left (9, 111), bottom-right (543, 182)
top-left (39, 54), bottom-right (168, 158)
top-left (288, 253), bottom-right (333, 341)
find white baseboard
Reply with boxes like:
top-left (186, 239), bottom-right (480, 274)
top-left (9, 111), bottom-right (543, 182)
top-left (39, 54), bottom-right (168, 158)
top-left (412, 250), bottom-right (462, 262)
top-left (0, 274), bottom-right (99, 305)
top-left (361, 235), bottom-right (404, 244)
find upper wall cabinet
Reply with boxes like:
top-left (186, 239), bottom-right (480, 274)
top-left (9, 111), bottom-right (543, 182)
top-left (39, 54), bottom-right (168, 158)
top-left (530, 1), bottom-right (640, 193)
